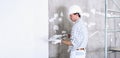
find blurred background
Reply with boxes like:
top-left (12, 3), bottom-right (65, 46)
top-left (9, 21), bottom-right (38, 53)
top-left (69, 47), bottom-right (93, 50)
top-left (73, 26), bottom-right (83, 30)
top-left (0, 0), bottom-right (48, 58)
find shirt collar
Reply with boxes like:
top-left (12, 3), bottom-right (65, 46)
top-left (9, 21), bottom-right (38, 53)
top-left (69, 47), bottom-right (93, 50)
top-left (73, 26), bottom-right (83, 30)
top-left (75, 18), bottom-right (82, 23)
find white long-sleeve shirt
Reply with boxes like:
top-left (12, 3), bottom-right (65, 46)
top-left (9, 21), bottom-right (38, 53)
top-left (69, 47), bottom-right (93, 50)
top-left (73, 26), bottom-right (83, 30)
top-left (69, 19), bottom-right (88, 51)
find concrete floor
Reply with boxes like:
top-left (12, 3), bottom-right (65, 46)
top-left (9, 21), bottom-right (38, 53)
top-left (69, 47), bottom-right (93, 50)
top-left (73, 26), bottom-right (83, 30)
top-left (48, 0), bottom-right (120, 58)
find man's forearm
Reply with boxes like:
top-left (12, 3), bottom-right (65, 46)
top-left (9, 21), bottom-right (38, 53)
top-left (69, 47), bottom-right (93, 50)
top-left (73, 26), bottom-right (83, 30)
top-left (61, 40), bottom-right (73, 46)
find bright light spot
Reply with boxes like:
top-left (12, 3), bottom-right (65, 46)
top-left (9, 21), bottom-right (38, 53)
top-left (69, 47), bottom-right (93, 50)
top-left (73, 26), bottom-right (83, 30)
top-left (54, 13), bottom-right (58, 18)
top-left (91, 8), bottom-right (96, 14)
top-left (60, 12), bottom-right (63, 16)
top-left (58, 17), bottom-right (62, 22)
top-left (53, 25), bottom-right (59, 31)
top-left (83, 13), bottom-right (90, 17)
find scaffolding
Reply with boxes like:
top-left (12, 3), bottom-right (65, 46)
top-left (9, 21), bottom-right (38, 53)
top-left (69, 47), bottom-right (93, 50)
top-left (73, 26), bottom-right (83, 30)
top-left (105, 0), bottom-right (120, 58)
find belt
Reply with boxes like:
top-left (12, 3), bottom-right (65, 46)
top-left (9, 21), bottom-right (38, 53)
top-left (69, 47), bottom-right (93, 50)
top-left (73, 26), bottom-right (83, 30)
top-left (76, 48), bottom-right (85, 50)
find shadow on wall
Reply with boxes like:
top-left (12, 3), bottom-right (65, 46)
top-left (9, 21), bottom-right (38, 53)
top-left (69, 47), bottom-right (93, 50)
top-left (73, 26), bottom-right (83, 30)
top-left (56, 6), bottom-right (72, 34)
top-left (49, 6), bottom-right (72, 58)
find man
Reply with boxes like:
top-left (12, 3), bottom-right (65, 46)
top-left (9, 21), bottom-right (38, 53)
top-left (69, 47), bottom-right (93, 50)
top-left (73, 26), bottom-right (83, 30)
top-left (51, 5), bottom-right (88, 58)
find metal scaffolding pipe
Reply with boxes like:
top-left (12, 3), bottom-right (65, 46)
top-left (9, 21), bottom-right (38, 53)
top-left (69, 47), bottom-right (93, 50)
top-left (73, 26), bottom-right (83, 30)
top-left (105, 0), bottom-right (120, 58)
top-left (107, 29), bottom-right (120, 32)
top-left (104, 0), bottom-right (108, 58)
top-left (107, 17), bottom-right (120, 18)
top-left (108, 9), bottom-right (120, 13)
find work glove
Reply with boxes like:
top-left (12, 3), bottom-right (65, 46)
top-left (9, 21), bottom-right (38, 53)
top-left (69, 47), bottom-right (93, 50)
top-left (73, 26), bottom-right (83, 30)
top-left (49, 35), bottom-right (62, 44)
top-left (51, 39), bottom-right (61, 44)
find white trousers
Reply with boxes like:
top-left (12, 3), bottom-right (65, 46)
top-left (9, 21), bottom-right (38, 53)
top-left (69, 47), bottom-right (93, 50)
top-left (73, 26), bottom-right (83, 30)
top-left (70, 50), bottom-right (86, 58)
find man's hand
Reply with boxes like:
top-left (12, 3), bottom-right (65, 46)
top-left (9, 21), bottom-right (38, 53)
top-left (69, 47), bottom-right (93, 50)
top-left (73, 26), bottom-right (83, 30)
top-left (61, 39), bottom-right (73, 46)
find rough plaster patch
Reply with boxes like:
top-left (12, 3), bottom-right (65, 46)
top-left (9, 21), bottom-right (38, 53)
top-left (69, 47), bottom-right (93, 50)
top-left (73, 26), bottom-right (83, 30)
top-left (91, 8), bottom-right (96, 15)
top-left (118, 23), bottom-right (120, 26)
top-left (54, 13), bottom-right (58, 18)
top-left (60, 12), bottom-right (63, 17)
top-left (83, 12), bottom-right (90, 18)
top-left (88, 22), bottom-right (96, 28)
top-left (89, 31), bottom-right (99, 38)
top-left (84, 22), bottom-right (88, 26)
top-left (90, 8), bottom-right (113, 17)
top-left (49, 13), bottom-right (58, 22)
top-left (58, 17), bottom-right (62, 22)
top-left (49, 17), bottom-right (56, 22)
top-left (62, 30), bottom-right (66, 34)
top-left (53, 25), bottom-right (59, 31)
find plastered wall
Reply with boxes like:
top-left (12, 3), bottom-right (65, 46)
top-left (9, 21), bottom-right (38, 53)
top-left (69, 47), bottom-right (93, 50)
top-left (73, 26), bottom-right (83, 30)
top-left (49, 0), bottom-right (120, 58)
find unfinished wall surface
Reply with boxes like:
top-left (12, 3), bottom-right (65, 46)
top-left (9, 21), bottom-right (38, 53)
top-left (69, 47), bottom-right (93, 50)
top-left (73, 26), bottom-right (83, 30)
top-left (49, 0), bottom-right (120, 58)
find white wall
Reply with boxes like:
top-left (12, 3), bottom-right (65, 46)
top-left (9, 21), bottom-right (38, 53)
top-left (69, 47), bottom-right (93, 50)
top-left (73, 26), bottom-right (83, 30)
top-left (0, 0), bottom-right (48, 58)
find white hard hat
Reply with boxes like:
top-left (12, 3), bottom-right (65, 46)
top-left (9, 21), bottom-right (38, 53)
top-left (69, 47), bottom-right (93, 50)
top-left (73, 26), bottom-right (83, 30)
top-left (68, 5), bottom-right (82, 15)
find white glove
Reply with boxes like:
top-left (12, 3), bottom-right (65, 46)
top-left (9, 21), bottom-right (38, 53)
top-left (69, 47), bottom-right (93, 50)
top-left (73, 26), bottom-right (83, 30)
top-left (51, 39), bottom-right (61, 44)
top-left (49, 35), bottom-right (62, 44)
top-left (49, 35), bottom-right (62, 41)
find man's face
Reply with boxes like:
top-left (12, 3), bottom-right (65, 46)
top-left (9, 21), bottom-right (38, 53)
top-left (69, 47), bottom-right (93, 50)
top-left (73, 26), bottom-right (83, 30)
top-left (69, 14), bottom-right (78, 22)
